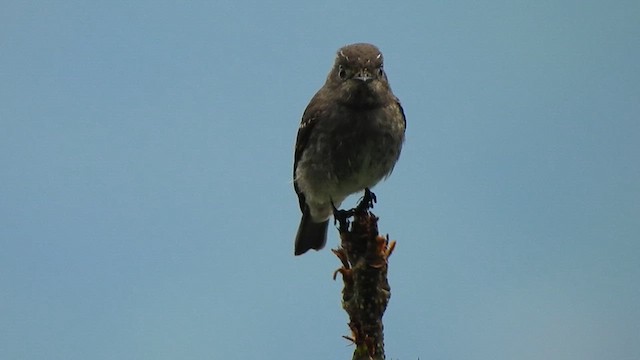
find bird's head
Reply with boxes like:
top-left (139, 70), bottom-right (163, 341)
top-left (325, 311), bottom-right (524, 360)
top-left (326, 43), bottom-right (392, 108)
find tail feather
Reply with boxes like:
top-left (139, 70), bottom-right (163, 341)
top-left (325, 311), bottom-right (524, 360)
top-left (294, 208), bottom-right (329, 255)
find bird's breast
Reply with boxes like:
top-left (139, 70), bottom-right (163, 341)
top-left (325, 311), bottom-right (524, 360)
top-left (329, 111), bottom-right (402, 188)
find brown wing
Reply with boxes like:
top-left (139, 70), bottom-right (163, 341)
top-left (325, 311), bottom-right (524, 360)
top-left (293, 93), bottom-right (324, 212)
top-left (395, 96), bottom-right (407, 130)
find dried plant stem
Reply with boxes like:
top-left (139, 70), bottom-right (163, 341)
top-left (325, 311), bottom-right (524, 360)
top-left (333, 189), bottom-right (396, 360)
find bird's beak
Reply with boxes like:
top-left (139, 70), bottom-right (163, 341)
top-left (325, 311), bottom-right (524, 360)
top-left (354, 69), bottom-right (373, 82)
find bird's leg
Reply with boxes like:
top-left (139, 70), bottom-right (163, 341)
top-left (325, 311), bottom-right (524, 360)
top-left (356, 188), bottom-right (377, 213)
top-left (365, 187), bottom-right (377, 206)
top-left (332, 198), bottom-right (353, 232)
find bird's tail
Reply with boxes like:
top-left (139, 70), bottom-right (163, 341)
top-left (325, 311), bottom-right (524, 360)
top-left (294, 207), bottom-right (329, 255)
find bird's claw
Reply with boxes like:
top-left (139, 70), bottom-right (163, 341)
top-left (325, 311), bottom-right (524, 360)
top-left (332, 199), bottom-right (353, 231)
top-left (356, 188), bottom-right (377, 213)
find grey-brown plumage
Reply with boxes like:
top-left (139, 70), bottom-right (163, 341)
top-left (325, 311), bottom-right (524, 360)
top-left (293, 43), bottom-right (406, 255)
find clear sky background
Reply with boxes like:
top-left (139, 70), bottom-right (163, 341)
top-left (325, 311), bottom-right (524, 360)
top-left (1, 1), bottom-right (639, 359)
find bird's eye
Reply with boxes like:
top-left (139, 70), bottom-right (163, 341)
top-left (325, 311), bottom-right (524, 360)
top-left (338, 66), bottom-right (347, 80)
top-left (377, 66), bottom-right (384, 77)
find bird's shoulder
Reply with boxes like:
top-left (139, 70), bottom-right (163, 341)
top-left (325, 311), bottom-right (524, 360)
top-left (300, 88), bottom-right (333, 126)
top-left (392, 95), bottom-right (407, 130)
top-left (295, 89), bottom-right (333, 157)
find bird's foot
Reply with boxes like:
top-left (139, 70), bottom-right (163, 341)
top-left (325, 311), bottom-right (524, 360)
top-left (356, 188), bottom-right (377, 213)
top-left (332, 199), bottom-right (353, 232)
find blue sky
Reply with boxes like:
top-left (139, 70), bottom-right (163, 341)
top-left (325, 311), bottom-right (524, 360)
top-left (1, 1), bottom-right (639, 359)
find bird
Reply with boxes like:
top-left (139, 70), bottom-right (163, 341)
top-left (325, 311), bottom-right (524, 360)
top-left (293, 43), bottom-right (406, 255)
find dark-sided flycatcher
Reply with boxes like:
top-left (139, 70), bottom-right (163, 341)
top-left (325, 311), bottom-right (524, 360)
top-left (293, 43), bottom-right (406, 255)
